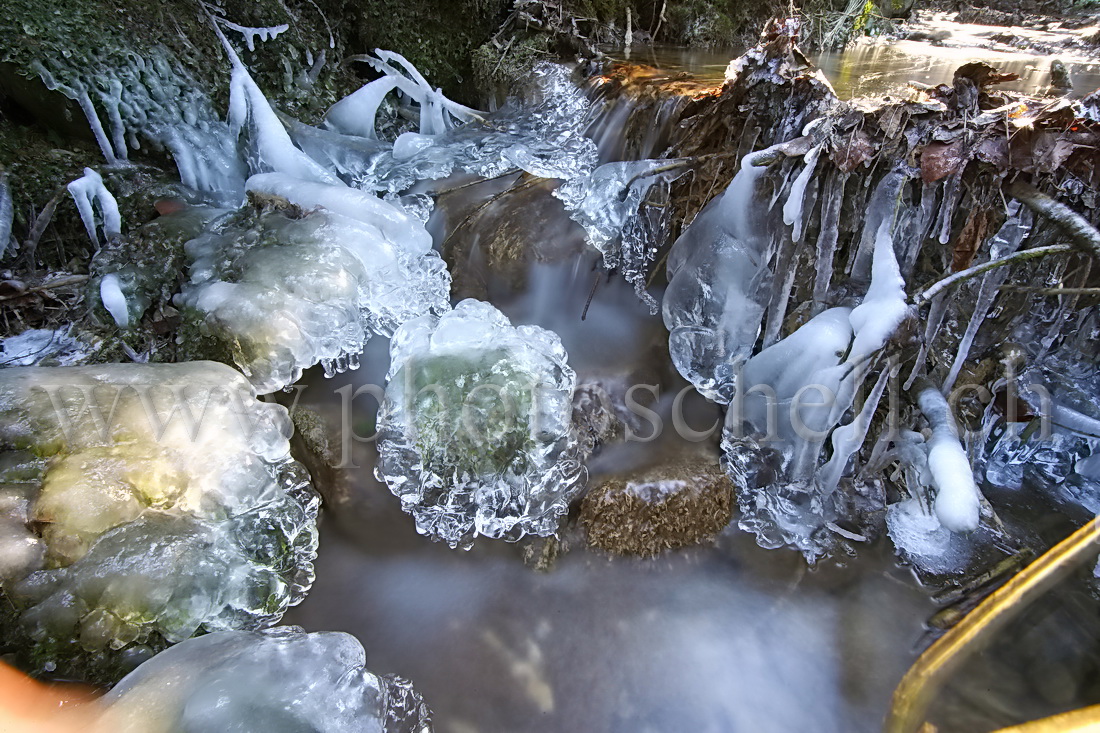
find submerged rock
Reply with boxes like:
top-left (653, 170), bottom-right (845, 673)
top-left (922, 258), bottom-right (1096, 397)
top-left (580, 459), bottom-right (733, 557)
top-left (0, 361), bottom-right (319, 683)
top-left (376, 299), bottom-right (584, 548)
top-left (98, 627), bottom-right (432, 733)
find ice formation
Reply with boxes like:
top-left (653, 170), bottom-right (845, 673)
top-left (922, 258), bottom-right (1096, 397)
top-left (0, 171), bottom-right (13, 258)
top-left (376, 300), bottom-right (584, 548)
top-left (556, 158), bottom-right (689, 311)
top-left (98, 628), bottom-right (431, 733)
top-left (718, 177), bottom-right (912, 557)
top-left (662, 149), bottom-right (778, 403)
top-left (176, 173), bottom-right (450, 394)
top-left (0, 328), bottom-right (91, 367)
top-left (326, 50), bottom-right (482, 138)
top-left (99, 274), bottom-right (131, 328)
top-left (315, 60), bottom-right (598, 193)
top-left (916, 383), bottom-right (982, 532)
top-left (67, 168), bottom-right (122, 248)
top-left (35, 54), bottom-right (245, 197)
top-left (0, 362), bottom-right (319, 681)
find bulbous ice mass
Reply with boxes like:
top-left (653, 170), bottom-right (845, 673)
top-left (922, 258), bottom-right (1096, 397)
top-left (376, 300), bottom-right (585, 548)
top-left (99, 627), bottom-right (432, 733)
top-left (0, 362), bottom-right (319, 682)
top-left (177, 174), bottom-right (450, 394)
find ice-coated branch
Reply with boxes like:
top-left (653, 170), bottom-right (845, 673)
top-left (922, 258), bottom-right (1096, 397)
top-left (913, 243), bottom-right (1074, 305)
top-left (1007, 179), bottom-right (1100, 262)
top-left (914, 379), bottom-right (982, 532)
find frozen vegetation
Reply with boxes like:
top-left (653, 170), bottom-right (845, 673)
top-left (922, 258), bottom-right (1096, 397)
top-left (98, 628), bottom-right (431, 733)
top-left (376, 300), bottom-right (584, 548)
top-left (0, 362), bottom-right (319, 681)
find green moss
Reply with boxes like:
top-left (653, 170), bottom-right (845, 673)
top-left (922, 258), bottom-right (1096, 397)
top-left (353, 0), bottom-right (510, 105)
top-left (0, 0), bottom-right (357, 123)
top-left (401, 348), bottom-right (537, 476)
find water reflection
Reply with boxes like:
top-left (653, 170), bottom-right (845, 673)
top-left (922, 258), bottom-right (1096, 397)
top-left (606, 37), bottom-right (1100, 100)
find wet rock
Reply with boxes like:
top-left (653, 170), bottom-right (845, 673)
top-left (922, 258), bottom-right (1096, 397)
top-left (580, 458), bottom-right (733, 557)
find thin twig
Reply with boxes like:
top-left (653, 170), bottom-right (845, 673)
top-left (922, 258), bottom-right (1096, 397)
top-left (0, 274), bottom-right (89, 303)
top-left (21, 186), bottom-right (67, 268)
top-left (913, 244), bottom-right (1074, 305)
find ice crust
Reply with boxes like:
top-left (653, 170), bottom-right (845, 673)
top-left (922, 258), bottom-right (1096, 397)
top-left (99, 628), bottom-right (432, 733)
top-left (376, 300), bottom-right (585, 548)
top-left (176, 173), bottom-right (450, 394)
top-left (0, 362), bottom-right (319, 680)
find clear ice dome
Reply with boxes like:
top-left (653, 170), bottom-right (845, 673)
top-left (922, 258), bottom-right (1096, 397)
top-left (376, 300), bottom-right (585, 548)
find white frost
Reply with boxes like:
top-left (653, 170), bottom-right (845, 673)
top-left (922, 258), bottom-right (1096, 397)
top-left (67, 168), bottom-right (122, 247)
top-left (917, 384), bottom-right (982, 532)
top-left (99, 273), bottom-right (130, 328)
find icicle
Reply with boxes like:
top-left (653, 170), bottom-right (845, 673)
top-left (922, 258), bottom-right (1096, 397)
top-left (66, 168), bottom-right (121, 248)
top-left (917, 382), bottom-right (982, 532)
top-left (782, 144), bottom-right (823, 244)
top-left (34, 65), bottom-right (119, 164)
top-left (941, 209), bottom-right (1031, 393)
top-left (323, 76), bottom-right (399, 138)
top-left (901, 181), bottom-right (939, 278)
top-left (847, 171), bottom-right (905, 280)
top-left (0, 172), bottom-right (13, 259)
top-left (904, 293), bottom-right (948, 391)
top-left (760, 238), bottom-right (798, 350)
top-left (99, 274), bottom-right (130, 328)
top-left (819, 364), bottom-right (894, 494)
top-left (848, 218), bottom-right (909, 362)
top-left (98, 77), bottom-right (129, 162)
top-left (219, 26), bottom-right (340, 185)
top-left (812, 171), bottom-right (846, 312)
top-left (934, 173), bottom-right (962, 245)
top-left (217, 20), bottom-right (290, 52)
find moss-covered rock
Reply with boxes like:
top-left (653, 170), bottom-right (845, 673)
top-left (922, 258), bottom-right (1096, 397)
top-left (580, 459), bottom-right (733, 556)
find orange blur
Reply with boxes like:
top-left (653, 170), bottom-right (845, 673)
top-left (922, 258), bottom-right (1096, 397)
top-left (0, 662), bottom-right (101, 733)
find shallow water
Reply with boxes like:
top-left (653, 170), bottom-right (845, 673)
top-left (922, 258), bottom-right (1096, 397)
top-left (607, 29), bottom-right (1100, 100)
top-left (278, 228), bottom-right (935, 731)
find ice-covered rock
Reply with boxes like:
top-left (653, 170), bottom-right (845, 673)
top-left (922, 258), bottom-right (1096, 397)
top-left (177, 174), bottom-right (450, 394)
top-left (99, 627), bottom-right (432, 733)
top-left (376, 300), bottom-right (584, 548)
top-left (0, 362), bottom-right (319, 682)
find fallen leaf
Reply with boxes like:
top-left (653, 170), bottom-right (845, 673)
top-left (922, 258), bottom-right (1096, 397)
top-left (920, 140), bottom-right (966, 183)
